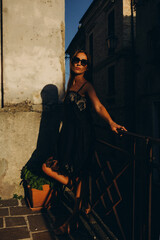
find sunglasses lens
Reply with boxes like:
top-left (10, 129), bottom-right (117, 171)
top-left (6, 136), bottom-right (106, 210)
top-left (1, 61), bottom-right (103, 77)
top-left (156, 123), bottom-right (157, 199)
top-left (81, 60), bottom-right (87, 66)
top-left (72, 57), bottom-right (79, 64)
top-left (72, 57), bottom-right (88, 66)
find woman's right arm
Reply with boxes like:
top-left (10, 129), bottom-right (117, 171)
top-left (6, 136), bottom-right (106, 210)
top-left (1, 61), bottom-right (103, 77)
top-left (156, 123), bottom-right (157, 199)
top-left (85, 82), bottom-right (127, 133)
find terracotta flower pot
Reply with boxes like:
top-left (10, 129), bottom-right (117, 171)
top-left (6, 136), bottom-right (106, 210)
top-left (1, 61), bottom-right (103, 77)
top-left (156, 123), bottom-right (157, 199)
top-left (26, 184), bottom-right (54, 211)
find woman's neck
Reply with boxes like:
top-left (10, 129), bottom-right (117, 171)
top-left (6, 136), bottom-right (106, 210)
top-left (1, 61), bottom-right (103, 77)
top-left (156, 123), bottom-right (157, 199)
top-left (73, 75), bottom-right (85, 84)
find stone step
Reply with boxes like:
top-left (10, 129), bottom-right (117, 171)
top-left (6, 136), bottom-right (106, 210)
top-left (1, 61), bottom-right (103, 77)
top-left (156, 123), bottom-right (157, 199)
top-left (62, 190), bottom-right (118, 240)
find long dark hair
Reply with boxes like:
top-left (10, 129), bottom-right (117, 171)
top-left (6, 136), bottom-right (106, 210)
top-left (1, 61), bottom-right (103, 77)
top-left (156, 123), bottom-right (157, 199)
top-left (67, 50), bottom-right (91, 92)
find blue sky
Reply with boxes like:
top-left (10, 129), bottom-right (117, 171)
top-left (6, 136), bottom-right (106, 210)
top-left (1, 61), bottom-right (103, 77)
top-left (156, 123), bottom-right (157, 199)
top-left (65, 0), bottom-right (93, 50)
top-left (65, 0), bottom-right (93, 85)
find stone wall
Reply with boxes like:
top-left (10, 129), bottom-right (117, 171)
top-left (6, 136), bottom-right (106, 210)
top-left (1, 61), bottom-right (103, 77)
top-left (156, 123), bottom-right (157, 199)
top-left (2, 0), bottom-right (65, 104)
top-left (0, 0), bottom-right (65, 199)
top-left (0, 111), bottom-right (41, 199)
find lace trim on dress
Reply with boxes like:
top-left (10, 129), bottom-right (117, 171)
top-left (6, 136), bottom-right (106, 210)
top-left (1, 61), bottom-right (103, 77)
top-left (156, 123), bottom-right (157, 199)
top-left (66, 91), bottom-right (87, 111)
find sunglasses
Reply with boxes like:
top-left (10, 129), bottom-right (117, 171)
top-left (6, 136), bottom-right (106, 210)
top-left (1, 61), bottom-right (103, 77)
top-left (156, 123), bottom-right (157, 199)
top-left (72, 57), bottom-right (88, 67)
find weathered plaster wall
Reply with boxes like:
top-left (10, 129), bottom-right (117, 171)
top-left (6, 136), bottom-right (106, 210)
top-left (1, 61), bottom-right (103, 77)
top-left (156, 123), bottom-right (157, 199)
top-left (3, 0), bottom-right (65, 104)
top-left (0, 3), bottom-right (2, 106)
top-left (0, 0), bottom-right (65, 199)
top-left (0, 111), bottom-right (41, 199)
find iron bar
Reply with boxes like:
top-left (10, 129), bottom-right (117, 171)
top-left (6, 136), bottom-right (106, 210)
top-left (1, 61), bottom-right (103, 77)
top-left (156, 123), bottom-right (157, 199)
top-left (148, 143), bottom-right (153, 240)
top-left (132, 138), bottom-right (136, 240)
top-left (97, 138), bottom-right (133, 159)
top-left (94, 124), bottom-right (160, 143)
top-left (118, 129), bottom-right (160, 144)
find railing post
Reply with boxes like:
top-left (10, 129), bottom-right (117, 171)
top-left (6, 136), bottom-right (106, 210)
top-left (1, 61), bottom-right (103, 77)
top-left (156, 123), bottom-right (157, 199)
top-left (132, 137), bottom-right (136, 240)
top-left (143, 138), bottom-right (152, 240)
top-left (148, 142), bottom-right (152, 240)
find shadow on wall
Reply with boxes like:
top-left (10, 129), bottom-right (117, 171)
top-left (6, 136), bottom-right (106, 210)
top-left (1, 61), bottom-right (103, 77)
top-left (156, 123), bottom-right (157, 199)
top-left (24, 84), bottom-right (63, 177)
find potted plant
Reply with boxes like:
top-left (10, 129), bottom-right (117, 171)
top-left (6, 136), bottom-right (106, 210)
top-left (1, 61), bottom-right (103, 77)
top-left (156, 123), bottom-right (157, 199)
top-left (21, 165), bottom-right (56, 211)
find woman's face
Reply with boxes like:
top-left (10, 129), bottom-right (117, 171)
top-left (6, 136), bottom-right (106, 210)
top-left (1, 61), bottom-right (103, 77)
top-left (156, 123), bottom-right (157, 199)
top-left (71, 52), bottom-right (88, 76)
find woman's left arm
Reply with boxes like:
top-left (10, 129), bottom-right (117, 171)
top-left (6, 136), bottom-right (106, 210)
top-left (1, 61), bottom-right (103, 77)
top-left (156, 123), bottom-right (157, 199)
top-left (86, 83), bottom-right (127, 134)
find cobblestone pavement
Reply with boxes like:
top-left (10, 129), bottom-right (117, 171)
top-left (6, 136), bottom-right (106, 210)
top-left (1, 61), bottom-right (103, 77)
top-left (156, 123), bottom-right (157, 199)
top-left (0, 197), bottom-right (95, 240)
top-left (0, 195), bottom-right (116, 240)
top-left (0, 198), bottom-right (57, 240)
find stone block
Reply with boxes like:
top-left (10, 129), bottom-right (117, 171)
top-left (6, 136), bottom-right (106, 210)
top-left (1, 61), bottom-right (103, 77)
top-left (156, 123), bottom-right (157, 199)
top-left (28, 215), bottom-right (49, 232)
top-left (32, 231), bottom-right (54, 240)
top-left (10, 206), bottom-right (40, 216)
top-left (0, 227), bottom-right (30, 240)
top-left (5, 216), bottom-right (26, 227)
top-left (0, 199), bottom-right (18, 207)
top-left (0, 208), bottom-right (9, 216)
top-left (0, 217), bottom-right (3, 227)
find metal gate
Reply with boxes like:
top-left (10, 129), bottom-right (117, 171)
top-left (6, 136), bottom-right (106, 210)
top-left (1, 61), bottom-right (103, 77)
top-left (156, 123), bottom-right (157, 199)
top-left (91, 129), bottom-right (160, 240)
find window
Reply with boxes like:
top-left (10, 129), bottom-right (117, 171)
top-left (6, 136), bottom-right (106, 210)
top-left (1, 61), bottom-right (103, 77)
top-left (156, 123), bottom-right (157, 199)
top-left (89, 33), bottom-right (93, 82)
top-left (89, 33), bottom-right (93, 61)
top-left (108, 10), bottom-right (115, 37)
top-left (108, 65), bottom-right (115, 95)
top-left (107, 10), bottom-right (117, 55)
top-left (147, 27), bottom-right (160, 64)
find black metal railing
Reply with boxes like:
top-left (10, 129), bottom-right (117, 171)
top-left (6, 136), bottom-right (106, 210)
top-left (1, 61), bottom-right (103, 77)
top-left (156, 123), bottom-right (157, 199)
top-left (91, 127), bottom-right (160, 240)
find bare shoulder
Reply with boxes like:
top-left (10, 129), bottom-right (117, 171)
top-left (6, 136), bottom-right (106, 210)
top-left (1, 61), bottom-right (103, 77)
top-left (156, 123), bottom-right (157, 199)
top-left (84, 81), bottom-right (94, 92)
top-left (84, 81), bottom-right (100, 105)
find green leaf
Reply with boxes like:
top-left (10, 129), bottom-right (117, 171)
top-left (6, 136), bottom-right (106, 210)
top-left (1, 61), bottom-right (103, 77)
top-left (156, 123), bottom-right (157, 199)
top-left (13, 194), bottom-right (18, 199)
top-left (20, 165), bottom-right (55, 190)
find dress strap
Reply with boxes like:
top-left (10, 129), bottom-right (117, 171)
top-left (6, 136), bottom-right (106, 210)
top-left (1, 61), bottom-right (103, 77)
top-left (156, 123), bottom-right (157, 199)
top-left (77, 82), bottom-right (87, 93)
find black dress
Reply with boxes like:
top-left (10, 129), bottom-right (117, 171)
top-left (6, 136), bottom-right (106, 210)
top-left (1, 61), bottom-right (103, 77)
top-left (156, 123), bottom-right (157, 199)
top-left (57, 82), bottom-right (95, 180)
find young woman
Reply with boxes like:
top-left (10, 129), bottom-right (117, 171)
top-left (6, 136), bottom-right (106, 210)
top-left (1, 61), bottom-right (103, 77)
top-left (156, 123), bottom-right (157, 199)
top-left (42, 50), bottom-right (127, 234)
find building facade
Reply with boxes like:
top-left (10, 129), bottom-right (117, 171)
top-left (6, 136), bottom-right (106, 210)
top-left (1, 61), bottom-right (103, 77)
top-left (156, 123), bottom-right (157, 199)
top-left (0, 0), bottom-right (65, 198)
top-left (66, 2), bottom-right (135, 238)
top-left (135, 0), bottom-right (160, 138)
top-left (66, 1), bottom-right (160, 239)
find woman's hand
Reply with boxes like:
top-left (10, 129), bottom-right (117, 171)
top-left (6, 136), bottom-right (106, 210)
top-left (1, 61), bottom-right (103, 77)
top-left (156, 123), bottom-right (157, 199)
top-left (109, 121), bottom-right (127, 134)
